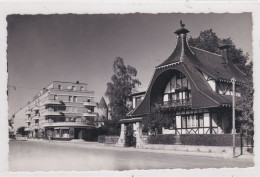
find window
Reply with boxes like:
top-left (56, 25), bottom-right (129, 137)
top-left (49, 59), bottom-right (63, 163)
top-left (187, 116), bottom-right (192, 127)
top-left (73, 96), bottom-right (77, 102)
top-left (54, 95), bottom-right (58, 100)
top-left (58, 85), bottom-right (62, 90)
top-left (80, 86), bottom-right (84, 91)
top-left (199, 115), bottom-right (204, 127)
top-left (35, 120), bottom-right (39, 126)
top-left (69, 96), bottom-right (73, 102)
top-left (62, 129), bottom-right (69, 138)
top-left (72, 86), bottom-right (76, 91)
top-left (135, 97), bottom-right (142, 107)
top-left (53, 106), bottom-right (57, 112)
top-left (182, 116), bottom-right (186, 128)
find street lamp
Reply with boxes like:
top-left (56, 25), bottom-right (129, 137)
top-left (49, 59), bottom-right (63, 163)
top-left (231, 77), bottom-right (236, 158)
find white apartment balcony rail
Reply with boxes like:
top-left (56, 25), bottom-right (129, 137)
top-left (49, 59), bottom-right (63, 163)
top-left (32, 106), bottom-right (40, 111)
top-left (25, 110), bottom-right (31, 115)
top-left (25, 119), bottom-right (31, 123)
top-left (24, 127), bottom-right (31, 131)
top-left (83, 112), bottom-right (97, 117)
top-left (32, 125), bottom-right (40, 129)
top-left (33, 115), bottom-right (40, 120)
top-left (83, 101), bottom-right (97, 107)
top-left (43, 99), bottom-right (62, 105)
top-left (42, 110), bottom-right (61, 116)
top-left (42, 122), bottom-right (96, 128)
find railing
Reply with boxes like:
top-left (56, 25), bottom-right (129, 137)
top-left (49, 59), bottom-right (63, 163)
top-left (42, 110), bottom-right (61, 116)
top-left (41, 121), bottom-right (96, 127)
top-left (83, 101), bottom-right (97, 107)
top-left (25, 110), bottom-right (31, 115)
top-left (163, 98), bottom-right (191, 107)
top-left (83, 112), bottom-right (97, 117)
top-left (43, 99), bottom-right (61, 105)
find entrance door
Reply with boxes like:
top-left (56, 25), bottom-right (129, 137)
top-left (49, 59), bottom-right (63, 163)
top-left (74, 128), bottom-right (81, 139)
top-left (125, 123), bottom-right (136, 147)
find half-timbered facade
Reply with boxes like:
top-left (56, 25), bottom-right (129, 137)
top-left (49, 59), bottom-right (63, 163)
top-left (120, 22), bottom-right (248, 137)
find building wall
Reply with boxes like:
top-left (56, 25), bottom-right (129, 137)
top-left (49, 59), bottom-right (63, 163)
top-left (12, 81), bottom-right (98, 139)
top-left (12, 106), bottom-right (27, 133)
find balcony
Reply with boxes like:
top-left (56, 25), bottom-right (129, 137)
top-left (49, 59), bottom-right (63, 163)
top-left (83, 112), bottom-right (97, 117)
top-left (42, 122), bottom-right (96, 128)
top-left (83, 101), bottom-right (97, 107)
top-left (25, 119), bottom-right (31, 123)
top-left (43, 99), bottom-right (62, 105)
top-left (42, 110), bottom-right (61, 116)
top-left (163, 98), bottom-right (191, 108)
top-left (32, 125), bottom-right (40, 129)
top-left (24, 127), bottom-right (31, 131)
top-left (25, 110), bottom-right (31, 115)
top-left (32, 106), bottom-right (39, 111)
top-left (33, 115), bottom-right (40, 120)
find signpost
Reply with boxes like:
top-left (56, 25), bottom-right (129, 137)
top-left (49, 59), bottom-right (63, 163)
top-left (231, 77), bottom-right (236, 158)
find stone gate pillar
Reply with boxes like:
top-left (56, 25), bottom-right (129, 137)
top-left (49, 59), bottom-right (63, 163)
top-left (135, 121), bottom-right (146, 148)
top-left (116, 123), bottom-right (126, 147)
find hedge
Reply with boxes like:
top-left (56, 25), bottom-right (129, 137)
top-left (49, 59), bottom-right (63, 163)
top-left (98, 135), bottom-right (119, 144)
top-left (98, 135), bottom-right (106, 144)
top-left (147, 134), bottom-right (249, 147)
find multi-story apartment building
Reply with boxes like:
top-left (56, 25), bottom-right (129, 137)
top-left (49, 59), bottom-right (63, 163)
top-left (13, 81), bottom-right (100, 140)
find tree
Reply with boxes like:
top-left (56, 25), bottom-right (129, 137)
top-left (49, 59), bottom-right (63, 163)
top-left (17, 126), bottom-right (27, 136)
top-left (142, 104), bottom-right (175, 135)
top-left (105, 57), bottom-right (141, 133)
top-left (188, 29), bottom-right (254, 138)
top-left (8, 116), bottom-right (15, 138)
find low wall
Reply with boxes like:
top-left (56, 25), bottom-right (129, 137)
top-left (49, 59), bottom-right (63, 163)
top-left (148, 134), bottom-right (252, 147)
top-left (98, 135), bottom-right (119, 144)
top-left (142, 144), bottom-right (250, 156)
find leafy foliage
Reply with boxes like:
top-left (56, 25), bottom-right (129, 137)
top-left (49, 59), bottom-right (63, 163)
top-left (17, 126), bottom-right (27, 136)
top-left (142, 104), bottom-right (175, 134)
top-left (189, 29), bottom-right (253, 138)
top-left (105, 57), bottom-right (141, 134)
top-left (105, 57), bottom-right (141, 120)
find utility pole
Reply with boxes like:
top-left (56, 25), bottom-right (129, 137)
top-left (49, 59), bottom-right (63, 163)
top-left (231, 77), bottom-right (236, 158)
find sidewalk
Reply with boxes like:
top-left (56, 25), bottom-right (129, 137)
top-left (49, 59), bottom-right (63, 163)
top-left (25, 138), bottom-right (254, 161)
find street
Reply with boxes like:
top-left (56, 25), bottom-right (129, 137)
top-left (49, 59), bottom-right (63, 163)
top-left (9, 140), bottom-right (253, 171)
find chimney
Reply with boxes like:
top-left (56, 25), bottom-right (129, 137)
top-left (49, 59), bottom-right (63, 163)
top-left (218, 44), bottom-right (231, 64)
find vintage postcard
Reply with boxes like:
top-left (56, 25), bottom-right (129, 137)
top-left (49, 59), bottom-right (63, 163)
top-left (1, 1), bottom-right (260, 177)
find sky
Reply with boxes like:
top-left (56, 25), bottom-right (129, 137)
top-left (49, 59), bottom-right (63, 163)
top-left (7, 13), bottom-right (252, 116)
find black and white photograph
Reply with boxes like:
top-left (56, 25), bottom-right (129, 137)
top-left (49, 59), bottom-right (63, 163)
top-left (1, 1), bottom-right (260, 176)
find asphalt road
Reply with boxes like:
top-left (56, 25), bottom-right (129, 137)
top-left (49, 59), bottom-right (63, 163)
top-left (9, 140), bottom-right (253, 171)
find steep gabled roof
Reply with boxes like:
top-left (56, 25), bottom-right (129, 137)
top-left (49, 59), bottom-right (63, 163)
top-left (190, 47), bottom-right (248, 83)
top-left (127, 22), bottom-right (249, 117)
top-left (97, 97), bottom-right (108, 109)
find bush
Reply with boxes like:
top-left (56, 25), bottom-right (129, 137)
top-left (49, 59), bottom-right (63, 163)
top-left (148, 134), bottom-right (246, 147)
top-left (98, 135), bottom-right (119, 144)
top-left (98, 135), bottom-right (106, 143)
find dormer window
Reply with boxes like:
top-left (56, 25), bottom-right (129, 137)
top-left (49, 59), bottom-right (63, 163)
top-left (72, 86), bottom-right (76, 91)
top-left (217, 81), bottom-right (241, 97)
top-left (58, 85), bottom-right (62, 90)
top-left (200, 71), bottom-right (216, 92)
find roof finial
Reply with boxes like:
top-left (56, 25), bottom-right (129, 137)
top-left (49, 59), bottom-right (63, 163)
top-left (180, 20), bottom-right (185, 28)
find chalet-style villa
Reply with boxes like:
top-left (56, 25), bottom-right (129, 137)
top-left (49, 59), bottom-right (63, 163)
top-left (117, 21), bottom-right (248, 147)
